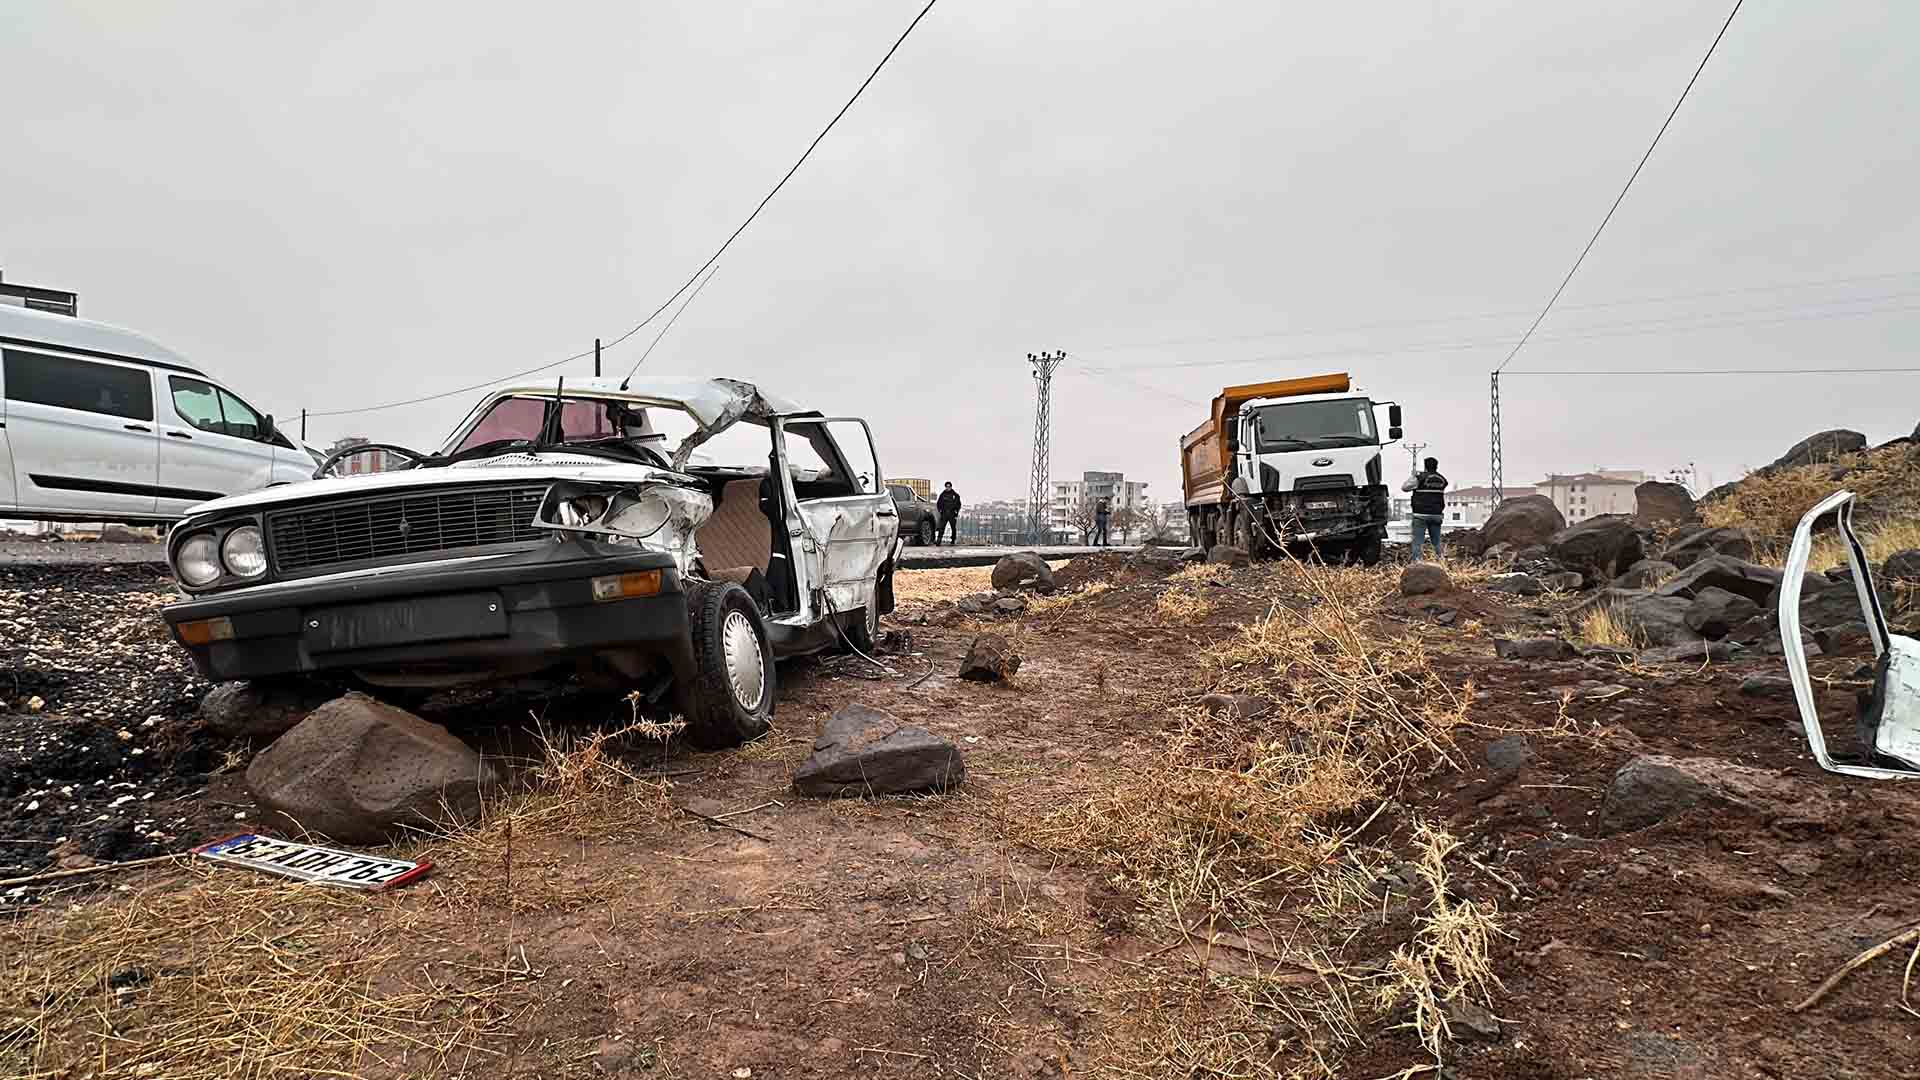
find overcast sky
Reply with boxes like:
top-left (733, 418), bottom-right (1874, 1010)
top-left (5, 1), bottom-right (1917, 504)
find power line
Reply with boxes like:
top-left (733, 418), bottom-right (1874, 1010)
top-left (311, 0), bottom-right (941, 420)
top-left (1081, 294), bottom-right (1920, 374)
top-left (1493, 0), bottom-right (1745, 375)
top-left (1504, 366), bottom-right (1920, 375)
top-left (625, 267), bottom-right (722, 384)
top-left (1079, 268), bottom-right (1920, 354)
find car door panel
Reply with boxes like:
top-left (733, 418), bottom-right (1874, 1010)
top-left (2, 347), bottom-right (158, 517)
top-left (772, 417), bottom-right (894, 623)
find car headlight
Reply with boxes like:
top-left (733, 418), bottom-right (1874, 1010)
top-left (176, 534), bottom-right (222, 587)
top-left (221, 525), bottom-right (268, 579)
top-left (558, 494), bottom-right (610, 527)
top-left (604, 490), bottom-right (671, 538)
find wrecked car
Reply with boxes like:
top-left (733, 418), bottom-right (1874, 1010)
top-left (160, 377), bottom-right (903, 748)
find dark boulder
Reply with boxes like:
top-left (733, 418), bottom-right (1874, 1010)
top-left (1637, 640), bottom-right (1745, 665)
top-left (1400, 562), bottom-right (1452, 597)
top-left (200, 679), bottom-right (339, 740)
top-left (1654, 555), bottom-right (1782, 605)
top-left (1480, 496), bottom-right (1565, 551)
top-left (1634, 481), bottom-right (1697, 525)
top-left (1600, 754), bottom-right (1824, 835)
top-left (1540, 571), bottom-right (1586, 592)
top-left (1884, 550), bottom-right (1920, 582)
top-left (792, 704), bottom-right (965, 797)
top-left (1660, 527), bottom-right (1755, 569)
top-left (1485, 573), bottom-right (1544, 596)
top-left (959, 633), bottom-right (1022, 682)
top-left (1547, 516), bottom-right (1644, 587)
top-left (1683, 586), bottom-right (1761, 639)
top-left (1614, 560), bottom-right (1677, 590)
top-left (1493, 638), bottom-right (1577, 661)
top-left (1206, 545), bottom-right (1251, 568)
top-left (1573, 590), bottom-right (1700, 647)
top-left (1484, 735), bottom-right (1536, 773)
top-left (1768, 429), bottom-right (1866, 471)
top-left (244, 693), bottom-right (502, 845)
top-left (1813, 621), bottom-right (1876, 656)
top-left (991, 552), bottom-right (1055, 592)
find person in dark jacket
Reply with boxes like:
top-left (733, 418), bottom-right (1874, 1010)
top-left (1401, 457), bottom-right (1449, 561)
top-left (1093, 498), bottom-right (1112, 546)
top-left (935, 482), bottom-right (961, 545)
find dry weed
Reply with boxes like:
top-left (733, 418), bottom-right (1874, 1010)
top-left (891, 565), bottom-right (996, 604)
top-left (1153, 585), bottom-right (1215, 624)
top-left (1706, 443), bottom-right (1920, 544)
top-left (1798, 517), bottom-right (1920, 573)
top-left (1575, 605), bottom-right (1643, 650)
top-left (1027, 580), bottom-right (1113, 616)
top-left (1371, 823), bottom-right (1505, 1063)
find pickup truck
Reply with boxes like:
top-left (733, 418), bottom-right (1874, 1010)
top-left (160, 376), bottom-right (902, 748)
top-left (1180, 372), bottom-right (1401, 564)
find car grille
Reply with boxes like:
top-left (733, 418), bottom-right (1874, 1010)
top-left (268, 483), bottom-right (549, 575)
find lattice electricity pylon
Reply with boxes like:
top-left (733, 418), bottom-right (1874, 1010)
top-left (1026, 350), bottom-right (1066, 542)
top-left (1489, 372), bottom-right (1503, 502)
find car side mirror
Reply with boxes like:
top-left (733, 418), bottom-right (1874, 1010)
top-left (259, 413), bottom-right (277, 441)
top-left (1388, 404), bottom-right (1403, 428)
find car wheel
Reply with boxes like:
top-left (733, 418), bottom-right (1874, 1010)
top-left (842, 579), bottom-right (881, 655)
top-left (679, 580), bottom-right (775, 750)
top-left (917, 519), bottom-right (934, 546)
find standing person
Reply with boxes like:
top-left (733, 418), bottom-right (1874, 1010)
top-left (1093, 498), bottom-right (1112, 547)
top-left (935, 482), bottom-right (961, 546)
top-left (1402, 457), bottom-right (1449, 562)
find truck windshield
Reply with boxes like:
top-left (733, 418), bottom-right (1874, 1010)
top-left (1252, 399), bottom-right (1377, 451)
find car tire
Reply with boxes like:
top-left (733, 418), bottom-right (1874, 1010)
top-left (917, 519), bottom-right (934, 547)
top-left (679, 580), bottom-right (775, 750)
top-left (842, 578), bottom-right (881, 655)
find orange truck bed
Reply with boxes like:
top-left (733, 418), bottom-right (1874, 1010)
top-left (1180, 372), bottom-right (1351, 508)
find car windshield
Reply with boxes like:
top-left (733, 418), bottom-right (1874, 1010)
top-left (447, 394), bottom-right (692, 465)
top-left (1253, 399), bottom-right (1377, 451)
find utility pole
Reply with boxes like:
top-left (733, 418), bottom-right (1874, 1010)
top-left (594, 338), bottom-right (602, 378)
top-left (1026, 350), bottom-right (1066, 544)
top-left (1489, 373), bottom-right (1503, 502)
top-left (1404, 440), bottom-right (1428, 475)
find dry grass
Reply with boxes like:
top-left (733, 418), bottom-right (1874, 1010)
top-left (1026, 579), bottom-right (1113, 617)
top-left (1576, 604), bottom-right (1643, 650)
top-left (891, 566), bottom-right (994, 604)
top-left (1706, 443), bottom-right (1920, 549)
top-left (1371, 824), bottom-right (1505, 1062)
top-left (1153, 584), bottom-right (1215, 624)
top-left (1799, 517), bottom-right (1920, 573)
top-left (1008, 556), bottom-right (1482, 1077)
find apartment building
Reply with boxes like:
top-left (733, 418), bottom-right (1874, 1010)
top-left (1050, 471), bottom-right (1150, 531)
top-left (1534, 469), bottom-right (1645, 522)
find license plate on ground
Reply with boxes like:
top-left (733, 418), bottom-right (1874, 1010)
top-left (194, 834), bottom-right (432, 891)
top-left (305, 591), bottom-right (507, 652)
top-left (1306, 500), bottom-right (1340, 511)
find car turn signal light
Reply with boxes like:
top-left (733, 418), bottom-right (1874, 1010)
top-left (591, 570), bottom-right (663, 602)
top-left (176, 617), bottom-right (235, 646)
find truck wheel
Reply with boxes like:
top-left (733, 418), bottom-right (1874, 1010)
top-left (917, 519), bottom-right (934, 546)
top-left (1354, 535), bottom-right (1384, 567)
top-left (680, 581), bottom-right (775, 750)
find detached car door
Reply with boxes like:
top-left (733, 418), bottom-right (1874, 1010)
top-left (773, 417), bottom-right (894, 623)
top-left (1, 346), bottom-right (159, 518)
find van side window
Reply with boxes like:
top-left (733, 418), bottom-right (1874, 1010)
top-left (3, 348), bottom-right (154, 421)
top-left (169, 377), bottom-right (225, 433)
top-left (216, 388), bottom-right (263, 441)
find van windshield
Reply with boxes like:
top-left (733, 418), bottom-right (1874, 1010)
top-left (1252, 399), bottom-right (1377, 451)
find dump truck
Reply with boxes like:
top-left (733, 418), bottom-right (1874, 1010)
top-left (1179, 372), bottom-right (1402, 564)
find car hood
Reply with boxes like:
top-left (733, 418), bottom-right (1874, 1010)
top-left (181, 454), bottom-right (690, 518)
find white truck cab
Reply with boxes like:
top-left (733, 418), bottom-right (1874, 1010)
top-left (0, 305), bottom-right (313, 524)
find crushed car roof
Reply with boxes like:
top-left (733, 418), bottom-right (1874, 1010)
top-left (472, 376), bottom-right (804, 429)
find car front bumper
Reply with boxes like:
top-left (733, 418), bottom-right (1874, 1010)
top-left (162, 541), bottom-right (692, 683)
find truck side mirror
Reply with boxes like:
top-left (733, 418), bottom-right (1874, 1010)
top-left (1225, 426), bottom-right (1239, 452)
top-left (1388, 404), bottom-right (1403, 428)
top-left (1389, 426), bottom-right (1404, 441)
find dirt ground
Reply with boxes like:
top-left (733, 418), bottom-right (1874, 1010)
top-left (3, 555), bottom-right (1919, 1079)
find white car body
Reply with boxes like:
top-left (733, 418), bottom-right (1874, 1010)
top-left (0, 305), bottom-right (313, 523)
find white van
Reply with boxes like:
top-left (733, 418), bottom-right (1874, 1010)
top-left (0, 305), bottom-right (314, 525)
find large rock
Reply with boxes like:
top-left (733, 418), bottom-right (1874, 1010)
top-left (1768, 429), bottom-right (1867, 471)
top-left (200, 679), bottom-right (338, 740)
top-left (1683, 586), bottom-right (1760, 639)
top-left (1539, 570), bottom-right (1586, 593)
top-left (991, 552), bottom-right (1055, 592)
top-left (1207, 545), bottom-right (1251, 568)
top-left (244, 693), bottom-right (502, 845)
top-left (1600, 754), bottom-right (1820, 835)
top-left (1659, 527), bottom-right (1755, 569)
top-left (791, 704), bottom-right (965, 797)
top-left (1400, 562), bottom-right (1452, 597)
top-left (1614, 559), bottom-right (1677, 590)
top-left (1634, 481), bottom-right (1697, 525)
top-left (1783, 580), bottom-right (1892, 631)
top-left (1574, 590), bottom-right (1700, 647)
top-left (1654, 555), bottom-right (1782, 605)
top-left (1485, 573), bottom-right (1544, 596)
top-left (1480, 496), bottom-right (1565, 551)
top-left (1884, 550), bottom-right (1920, 582)
top-left (1547, 517), bottom-right (1645, 588)
top-left (1636, 640), bottom-right (1744, 665)
top-left (1493, 638), bottom-right (1577, 661)
top-left (959, 633), bottom-right (1022, 682)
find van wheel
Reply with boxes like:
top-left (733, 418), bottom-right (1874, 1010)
top-left (679, 581), bottom-right (775, 750)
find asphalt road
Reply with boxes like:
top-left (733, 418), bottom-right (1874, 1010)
top-left (0, 540), bottom-right (1137, 571)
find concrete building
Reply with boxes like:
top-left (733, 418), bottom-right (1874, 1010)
top-left (0, 269), bottom-right (78, 317)
top-left (327, 436), bottom-right (401, 475)
top-left (1050, 471), bottom-right (1150, 532)
top-left (887, 477), bottom-right (932, 498)
top-left (1533, 469), bottom-right (1645, 523)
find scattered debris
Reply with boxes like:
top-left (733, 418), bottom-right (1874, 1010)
top-left (194, 833), bottom-right (431, 890)
top-left (791, 704), bottom-right (965, 797)
top-left (958, 633), bottom-right (1022, 682)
